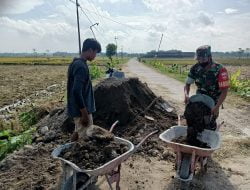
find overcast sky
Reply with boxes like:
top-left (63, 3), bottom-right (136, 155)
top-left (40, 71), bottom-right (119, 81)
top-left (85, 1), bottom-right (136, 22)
top-left (0, 0), bottom-right (250, 53)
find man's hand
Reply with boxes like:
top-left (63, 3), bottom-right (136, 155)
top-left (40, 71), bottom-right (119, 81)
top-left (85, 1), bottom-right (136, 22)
top-left (184, 95), bottom-right (189, 104)
top-left (184, 84), bottom-right (191, 104)
top-left (80, 108), bottom-right (90, 127)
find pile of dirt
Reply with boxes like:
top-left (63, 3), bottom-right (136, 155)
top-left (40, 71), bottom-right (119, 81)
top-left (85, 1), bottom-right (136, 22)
top-left (0, 144), bottom-right (61, 190)
top-left (60, 139), bottom-right (129, 170)
top-left (94, 77), bottom-right (177, 156)
top-left (94, 77), bottom-right (177, 131)
top-left (94, 77), bottom-right (157, 127)
top-left (172, 136), bottom-right (211, 148)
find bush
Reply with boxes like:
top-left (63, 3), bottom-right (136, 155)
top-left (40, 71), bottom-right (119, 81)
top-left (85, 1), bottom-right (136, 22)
top-left (230, 69), bottom-right (250, 98)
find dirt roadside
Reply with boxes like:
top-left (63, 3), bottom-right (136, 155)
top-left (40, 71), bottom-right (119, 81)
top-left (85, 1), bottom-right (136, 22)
top-left (104, 58), bottom-right (250, 190)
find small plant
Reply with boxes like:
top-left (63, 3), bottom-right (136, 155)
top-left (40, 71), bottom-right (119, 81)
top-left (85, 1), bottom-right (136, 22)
top-left (230, 69), bottom-right (250, 99)
top-left (19, 110), bottom-right (37, 128)
top-left (0, 127), bottom-right (35, 160)
top-left (89, 64), bottom-right (103, 80)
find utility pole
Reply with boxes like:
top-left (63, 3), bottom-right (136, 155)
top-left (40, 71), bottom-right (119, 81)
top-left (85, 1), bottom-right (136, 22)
top-left (76, 0), bottom-right (81, 55)
top-left (114, 36), bottom-right (118, 58)
top-left (121, 46), bottom-right (123, 60)
top-left (156, 33), bottom-right (164, 58)
top-left (90, 23), bottom-right (99, 39)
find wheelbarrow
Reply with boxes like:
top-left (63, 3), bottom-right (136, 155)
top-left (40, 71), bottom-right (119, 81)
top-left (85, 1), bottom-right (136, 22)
top-left (159, 125), bottom-right (221, 181)
top-left (52, 121), bottom-right (158, 190)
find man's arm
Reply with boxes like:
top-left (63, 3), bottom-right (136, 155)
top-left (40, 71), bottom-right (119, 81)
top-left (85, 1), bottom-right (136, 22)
top-left (213, 67), bottom-right (230, 114)
top-left (184, 83), bottom-right (191, 104)
top-left (72, 66), bottom-right (90, 126)
top-left (184, 75), bottom-right (195, 104)
top-left (212, 88), bottom-right (228, 114)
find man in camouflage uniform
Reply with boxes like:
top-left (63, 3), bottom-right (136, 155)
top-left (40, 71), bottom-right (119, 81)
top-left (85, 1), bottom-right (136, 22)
top-left (184, 45), bottom-right (229, 129)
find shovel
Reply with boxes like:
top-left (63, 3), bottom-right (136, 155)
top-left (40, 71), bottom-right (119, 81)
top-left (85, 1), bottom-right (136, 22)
top-left (86, 120), bottom-right (119, 141)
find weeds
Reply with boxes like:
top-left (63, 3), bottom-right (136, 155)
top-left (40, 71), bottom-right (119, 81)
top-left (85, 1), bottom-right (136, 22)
top-left (230, 69), bottom-right (250, 99)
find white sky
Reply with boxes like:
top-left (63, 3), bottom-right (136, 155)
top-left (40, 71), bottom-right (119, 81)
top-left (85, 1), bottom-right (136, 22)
top-left (0, 0), bottom-right (250, 53)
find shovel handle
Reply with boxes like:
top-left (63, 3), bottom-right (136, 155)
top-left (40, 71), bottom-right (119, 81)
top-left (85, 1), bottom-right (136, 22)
top-left (135, 130), bottom-right (159, 149)
top-left (216, 121), bottom-right (224, 131)
top-left (109, 120), bottom-right (119, 133)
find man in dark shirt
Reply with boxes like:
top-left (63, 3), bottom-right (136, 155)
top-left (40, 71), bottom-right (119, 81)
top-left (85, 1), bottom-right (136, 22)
top-left (67, 38), bottom-right (101, 140)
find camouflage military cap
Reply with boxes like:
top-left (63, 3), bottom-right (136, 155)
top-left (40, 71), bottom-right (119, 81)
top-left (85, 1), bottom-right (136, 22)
top-left (196, 45), bottom-right (212, 58)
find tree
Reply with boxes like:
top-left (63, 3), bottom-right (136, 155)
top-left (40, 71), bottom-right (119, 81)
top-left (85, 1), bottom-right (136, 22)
top-left (106, 43), bottom-right (117, 61)
top-left (238, 48), bottom-right (244, 59)
top-left (246, 48), bottom-right (250, 59)
top-left (32, 48), bottom-right (37, 58)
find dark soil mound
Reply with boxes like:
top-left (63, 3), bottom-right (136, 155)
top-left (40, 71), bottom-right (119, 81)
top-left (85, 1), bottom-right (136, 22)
top-left (94, 77), bottom-right (177, 156)
top-left (94, 77), bottom-right (157, 127)
top-left (94, 78), bottom-right (177, 128)
top-left (60, 139), bottom-right (129, 170)
top-left (184, 101), bottom-right (211, 145)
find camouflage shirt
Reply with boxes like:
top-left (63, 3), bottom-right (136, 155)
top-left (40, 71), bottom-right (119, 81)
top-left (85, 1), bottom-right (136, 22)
top-left (186, 62), bottom-right (229, 103)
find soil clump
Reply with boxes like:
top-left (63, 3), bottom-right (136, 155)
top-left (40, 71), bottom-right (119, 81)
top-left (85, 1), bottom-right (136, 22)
top-left (172, 136), bottom-right (211, 148)
top-left (184, 101), bottom-right (211, 146)
top-left (60, 138), bottom-right (129, 170)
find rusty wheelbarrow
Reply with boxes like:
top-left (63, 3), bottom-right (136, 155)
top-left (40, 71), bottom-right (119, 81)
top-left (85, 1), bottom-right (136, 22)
top-left (52, 121), bottom-right (158, 190)
top-left (159, 125), bottom-right (221, 182)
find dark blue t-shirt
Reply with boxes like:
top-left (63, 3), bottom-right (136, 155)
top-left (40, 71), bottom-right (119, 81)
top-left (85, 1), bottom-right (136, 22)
top-left (67, 58), bottom-right (96, 117)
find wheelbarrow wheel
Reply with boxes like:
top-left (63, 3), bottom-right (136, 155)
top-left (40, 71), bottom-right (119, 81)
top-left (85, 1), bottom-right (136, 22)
top-left (179, 154), bottom-right (191, 179)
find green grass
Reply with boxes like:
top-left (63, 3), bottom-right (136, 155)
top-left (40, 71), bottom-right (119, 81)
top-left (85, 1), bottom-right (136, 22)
top-left (144, 60), bottom-right (188, 82)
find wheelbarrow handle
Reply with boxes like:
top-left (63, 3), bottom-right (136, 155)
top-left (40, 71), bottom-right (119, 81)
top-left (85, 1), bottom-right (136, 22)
top-left (135, 130), bottom-right (159, 150)
top-left (109, 120), bottom-right (119, 133)
top-left (216, 121), bottom-right (224, 131)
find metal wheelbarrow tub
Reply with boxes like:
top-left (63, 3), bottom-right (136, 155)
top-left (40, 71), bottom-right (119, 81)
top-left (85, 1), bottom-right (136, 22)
top-left (159, 125), bottom-right (220, 157)
top-left (159, 126), bottom-right (221, 181)
top-left (52, 136), bottom-right (134, 176)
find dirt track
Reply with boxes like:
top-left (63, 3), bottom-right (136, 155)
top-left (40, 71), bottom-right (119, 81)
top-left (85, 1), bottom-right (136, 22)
top-left (98, 58), bottom-right (250, 190)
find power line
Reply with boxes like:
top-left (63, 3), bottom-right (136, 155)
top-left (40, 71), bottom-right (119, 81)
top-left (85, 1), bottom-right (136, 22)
top-left (83, 0), bottom-right (110, 37)
top-left (76, 5), bottom-right (136, 30)
top-left (79, 5), bottom-right (94, 25)
top-left (80, 0), bottom-right (110, 43)
top-left (69, 0), bottom-right (148, 33)
top-left (70, 0), bottom-right (110, 42)
top-left (88, 0), bottom-right (109, 26)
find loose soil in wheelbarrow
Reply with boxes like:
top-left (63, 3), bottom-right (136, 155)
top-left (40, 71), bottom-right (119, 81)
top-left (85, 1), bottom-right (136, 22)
top-left (60, 138), bottom-right (129, 170)
top-left (172, 136), bottom-right (211, 148)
